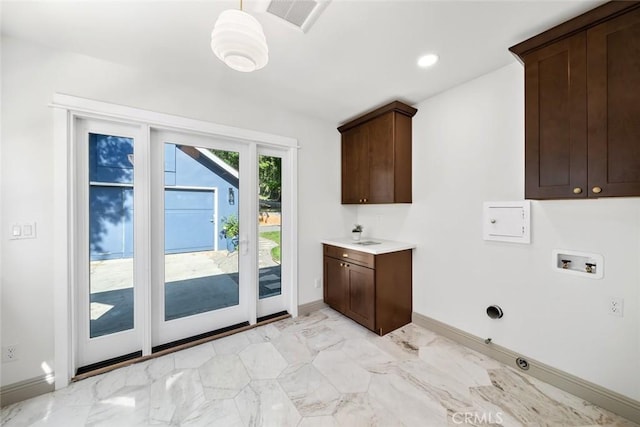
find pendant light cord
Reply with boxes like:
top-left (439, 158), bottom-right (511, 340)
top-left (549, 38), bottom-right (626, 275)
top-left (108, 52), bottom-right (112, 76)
top-left (240, 0), bottom-right (243, 11)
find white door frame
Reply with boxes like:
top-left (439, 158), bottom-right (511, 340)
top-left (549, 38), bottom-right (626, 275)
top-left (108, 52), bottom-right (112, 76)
top-left (52, 94), bottom-right (298, 389)
top-left (151, 129), bottom-right (253, 346)
top-left (74, 118), bottom-right (147, 368)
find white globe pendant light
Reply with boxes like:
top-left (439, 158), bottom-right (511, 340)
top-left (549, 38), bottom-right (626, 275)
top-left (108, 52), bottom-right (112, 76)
top-left (211, 8), bottom-right (269, 72)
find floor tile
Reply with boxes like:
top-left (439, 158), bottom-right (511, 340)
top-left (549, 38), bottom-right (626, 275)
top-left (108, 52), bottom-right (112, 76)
top-left (278, 364), bottom-right (341, 416)
top-left (212, 331), bottom-right (251, 355)
top-left (298, 415), bottom-right (340, 427)
top-left (312, 349), bottom-right (372, 393)
top-left (341, 337), bottom-right (396, 371)
top-left (182, 399), bottom-right (243, 427)
top-left (333, 392), bottom-right (400, 426)
top-left (471, 368), bottom-right (614, 426)
top-left (239, 342), bottom-right (288, 380)
top-left (271, 331), bottom-right (314, 365)
top-left (234, 380), bottom-right (301, 426)
top-left (149, 368), bottom-right (205, 424)
top-left (174, 342), bottom-right (216, 369)
top-left (199, 354), bottom-right (250, 399)
top-left (2, 308), bottom-right (638, 427)
top-left (368, 372), bottom-right (448, 426)
top-left (85, 385), bottom-right (152, 427)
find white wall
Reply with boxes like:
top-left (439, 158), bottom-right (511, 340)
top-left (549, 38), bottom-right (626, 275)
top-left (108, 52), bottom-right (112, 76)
top-left (4, 35), bottom-right (638, 404)
top-left (0, 36), bottom-right (354, 387)
top-left (356, 62), bottom-right (640, 401)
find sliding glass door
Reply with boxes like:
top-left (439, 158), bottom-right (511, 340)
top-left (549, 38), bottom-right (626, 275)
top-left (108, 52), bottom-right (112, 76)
top-left (151, 130), bottom-right (250, 348)
top-left (75, 119), bottom-right (293, 371)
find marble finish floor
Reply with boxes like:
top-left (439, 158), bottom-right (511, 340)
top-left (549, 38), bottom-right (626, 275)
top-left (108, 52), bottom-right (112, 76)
top-left (2, 308), bottom-right (637, 426)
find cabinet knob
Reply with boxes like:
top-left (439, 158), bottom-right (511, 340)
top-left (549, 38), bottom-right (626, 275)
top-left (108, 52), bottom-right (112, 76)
top-left (342, 253), bottom-right (349, 258)
top-left (592, 186), bottom-right (602, 194)
top-left (573, 187), bottom-right (582, 194)
top-left (363, 198), bottom-right (368, 203)
top-left (359, 199), bottom-right (363, 203)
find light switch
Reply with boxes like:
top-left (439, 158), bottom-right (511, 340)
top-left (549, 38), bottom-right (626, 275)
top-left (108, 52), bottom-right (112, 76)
top-left (9, 223), bottom-right (37, 240)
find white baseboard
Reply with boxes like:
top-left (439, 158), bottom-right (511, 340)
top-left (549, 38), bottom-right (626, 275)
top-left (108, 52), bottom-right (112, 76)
top-left (298, 300), bottom-right (327, 316)
top-left (412, 312), bottom-right (640, 424)
top-left (0, 374), bottom-right (55, 407)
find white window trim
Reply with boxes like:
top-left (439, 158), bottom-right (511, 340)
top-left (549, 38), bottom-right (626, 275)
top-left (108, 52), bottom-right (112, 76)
top-left (52, 94), bottom-right (299, 390)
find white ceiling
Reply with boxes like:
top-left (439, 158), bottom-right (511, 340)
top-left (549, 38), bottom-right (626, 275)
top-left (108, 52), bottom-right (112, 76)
top-left (1, 0), bottom-right (604, 125)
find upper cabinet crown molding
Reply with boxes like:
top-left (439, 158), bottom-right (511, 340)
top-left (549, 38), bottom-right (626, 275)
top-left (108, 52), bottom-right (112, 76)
top-left (339, 100), bottom-right (417, 205)
top-left (509, 1), bottom-right (640, 60)
top-left (338, 101), bottom-right (418, 133)
top-left (510, 1), bottom-right (640, 200)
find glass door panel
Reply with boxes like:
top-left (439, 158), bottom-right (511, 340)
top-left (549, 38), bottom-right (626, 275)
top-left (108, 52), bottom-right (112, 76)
top-left (152, 131), bottom-right (249, 348)
top-left (257, 149), bottom-right (288, 317)
top-left (258, 154), bottom-right (282, 299)
top-left (77, 120), bottom-right (143, 369)
top-left (163, 144), bottom-right (240, 320)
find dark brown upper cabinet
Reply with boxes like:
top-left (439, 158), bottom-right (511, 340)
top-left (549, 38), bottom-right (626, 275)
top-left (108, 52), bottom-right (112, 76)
top-left (338, 101), bottom-right (417, 204)
top-left (510, 2), bottom-right (640, 199)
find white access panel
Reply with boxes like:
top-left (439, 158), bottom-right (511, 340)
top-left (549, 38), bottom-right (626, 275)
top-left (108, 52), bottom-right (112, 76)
top-left (483, 201), bottom-right (531, 244)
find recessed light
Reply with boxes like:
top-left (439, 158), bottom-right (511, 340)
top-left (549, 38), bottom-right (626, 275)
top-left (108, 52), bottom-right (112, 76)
top-left (417, 54), bottom-right (439, 68)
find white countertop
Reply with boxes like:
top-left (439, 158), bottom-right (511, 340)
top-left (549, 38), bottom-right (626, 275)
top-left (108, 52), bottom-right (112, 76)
top-left (321, 237), bottom-right (416, 255)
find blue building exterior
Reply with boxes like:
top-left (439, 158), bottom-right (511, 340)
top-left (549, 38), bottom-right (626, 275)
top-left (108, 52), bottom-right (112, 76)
top-left (89, 133), bottom-right (239, 260)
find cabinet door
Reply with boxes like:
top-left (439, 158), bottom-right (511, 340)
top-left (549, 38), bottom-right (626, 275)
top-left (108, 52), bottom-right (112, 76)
top-left (341, 125), bottom-right (369, 204)
top-left (367, 112), bottom-right (395, 203)
top-left (323, 256), bottom-right (346, 313)
top-left (523, 33), bottom-right (588, 199)
top-left (344, 263), bottom-right (375, 330)
top-left (587, 8), bottom-right (640, 197)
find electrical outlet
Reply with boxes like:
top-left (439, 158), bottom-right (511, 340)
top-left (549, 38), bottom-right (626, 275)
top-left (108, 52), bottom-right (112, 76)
top-left (609, 297), bottom-right (624, 317)
top-left (2, 345), bottom-right (18, 362)
top-left (314, 278), bottom-right (321, 289)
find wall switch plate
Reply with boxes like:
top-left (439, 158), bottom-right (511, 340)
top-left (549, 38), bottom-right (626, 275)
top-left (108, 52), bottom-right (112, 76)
top-left (314, 278), bottom-right (321, 289)
top-left (609, 297), bottom-right (624, 317)
top-left (9, 223), bottom-right (37, 240)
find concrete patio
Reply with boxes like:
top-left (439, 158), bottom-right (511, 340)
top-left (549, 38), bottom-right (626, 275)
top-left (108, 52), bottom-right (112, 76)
top-left (89, 236), bottom-right (281, 337)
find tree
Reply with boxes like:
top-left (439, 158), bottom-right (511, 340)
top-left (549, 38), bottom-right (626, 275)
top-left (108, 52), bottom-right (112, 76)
top-left (210, 149), bottom-right (239, 170)
top-left (259, 155), bottom-right (281, 201)
top-left (210, 150), bottom-right (281, 202)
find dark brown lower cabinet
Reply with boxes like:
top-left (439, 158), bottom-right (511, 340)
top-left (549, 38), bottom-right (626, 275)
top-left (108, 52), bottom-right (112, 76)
top-left (323, 244), bottom-right (412, 335)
